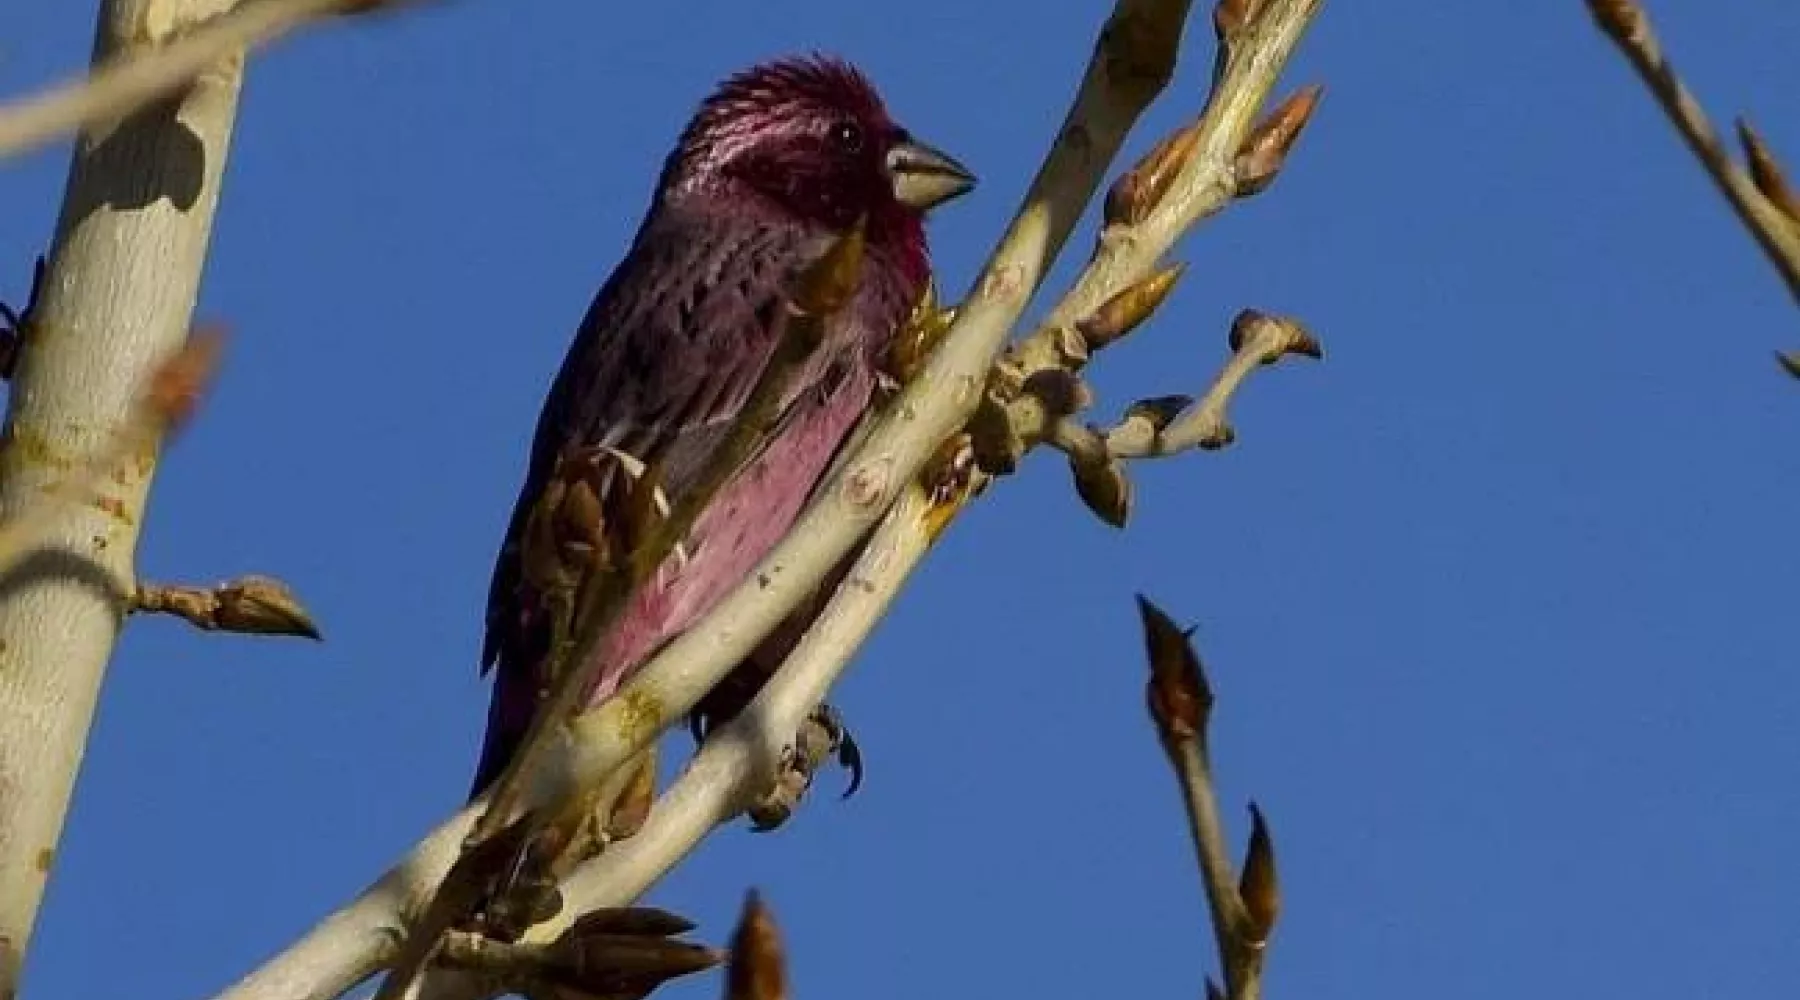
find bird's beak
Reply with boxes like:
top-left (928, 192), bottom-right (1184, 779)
top-left (887, 138), bottom-right (976, 212)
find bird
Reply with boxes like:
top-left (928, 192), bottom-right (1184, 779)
top-left (471, 55), bottom-right (976, 807)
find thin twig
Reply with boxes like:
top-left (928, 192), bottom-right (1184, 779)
top-left (1091, 309), bottom-right (1320, 460)
top-left (1585, 0), bottom-right (1800, 373)
top-left (0, 0), bottom-right (403, 161)
top-left (132, 575), bottom-right (321, 639)
top-left (971, 0), bottom-right (1325, 483)
top-left (1137, 595), bottom-right (1278, 1000)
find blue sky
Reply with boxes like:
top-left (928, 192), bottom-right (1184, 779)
top-left (5, 2), bottom-right (1800, 998)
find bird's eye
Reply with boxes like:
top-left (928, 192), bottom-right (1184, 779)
top-left (829, 121), bottom-right (865, 154)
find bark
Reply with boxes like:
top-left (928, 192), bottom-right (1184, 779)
top-left (0, 1), bottom-right (242, 993)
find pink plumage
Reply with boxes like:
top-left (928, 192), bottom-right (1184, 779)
top-left (472, 55), bottom-right (973, 795)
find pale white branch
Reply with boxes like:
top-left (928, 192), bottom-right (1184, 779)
top-left (0, 2), bottom-right (247, 991)
top-left (0, 0), bottom-right (405, 161)
top-left (551, 485), bottom-right (934, 926)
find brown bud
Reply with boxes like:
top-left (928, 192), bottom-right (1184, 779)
top-left (1125, 394), bottom-right (1194, 431)
top-left (1022, 367), bottom-right (1093, 417)
top-left (1235, 85), bottom-right (1324, 197)
top-left (147, 325), bottom-right (226, 432)
top-left (1106, 123), bottom-right (1204, 226)
top-left (213, 575), bottom-right (322, 640)
top-left (967, 391), bottom-right (1025, 477)
top-left (567, 907), bottom-right (698, 939)
top-left (1070, 451), bottom-right (1132, 529)
top-left (1585, 0), bottom-right (1647, 46)
top-left (726, 891), bottom-right (787, 1000)
top-left (1104, 394), bottom-right (1193, 457)
top-left (792, 216), bottom-right (867, 317)
top-left (1229, 309), bottom-right (1323, 362)
top-left (921, 432), bottom-right (979, 542)
top-left (1078, 263), bottom-right (1187, 350)
top-left (1737, 119), bottom-right (1800, 221)
top-left (333, 0), bottom-right (399, 13)
top-left (552, 933), bottom-right (720, 981)
top-left (1239, 802), bottom-right (1281, 943)
top-left (1135, 594), bottom-right (1212, 741)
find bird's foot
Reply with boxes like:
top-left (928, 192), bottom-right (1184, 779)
top-left (468, 825), bottom-right (570, 944)
top-left (472, 748), bottom-right (658, 942)
top-left (745, 702), bottom-right (863, 832)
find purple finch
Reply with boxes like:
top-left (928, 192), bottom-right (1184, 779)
top-left (471, 56), bottom-right (974, 798)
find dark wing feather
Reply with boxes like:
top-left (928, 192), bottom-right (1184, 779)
top-left (472, 204), bottom-right (824, 794)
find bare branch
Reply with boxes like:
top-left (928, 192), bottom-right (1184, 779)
top-left (217, 2), bottom-right (1330, 996)
top-left (0, 0), bottom-right (409, 161)
top-left (1137, 594), bottom-right (1278, 1000)
top-left (1585, 0), bottom-right (1800, 373)
top-left (0, 328), bottom-right (223, 586)
top-left (0, 1), bottom-right (245, 987)
top-left (1099, 309), bottom-right (1320, 457)
top-left (131, 574), bottom-right (321, 640)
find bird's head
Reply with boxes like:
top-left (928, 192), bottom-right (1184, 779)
top-left (661, 55), bottom-right (975, 248)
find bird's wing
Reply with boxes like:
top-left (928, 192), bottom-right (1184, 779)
top-left (472, 204), bottom-right (829, 788)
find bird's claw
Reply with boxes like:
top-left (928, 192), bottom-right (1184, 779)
top-left (809, 702), bottom-right (863, 799)
top-left (745, 702), bottom-right (863, 831)
top-left (470, 831), bottom-right (568, 943)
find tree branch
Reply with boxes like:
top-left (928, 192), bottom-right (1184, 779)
top-left (541, 481), bottom-right (938, 934)
top-left (0, 0), bottom-right (410, 161)
top-left (217, 2), bottom-right (1335, 996)
top-left (1137, 595), bottom-right (1279, 1000)
top-left (1585, 0), bottom-right (1800, 375)
top-left (219, 1), bottom-right (1192, 993)
top-left (131, 574), bottom-right (321, 639)
top-left (0, 1), bottom-right (247, 990)
top-left (368, 218), bottom-right (870, 1000)
top-left (1073, 308), bottom-right (1321, 463)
